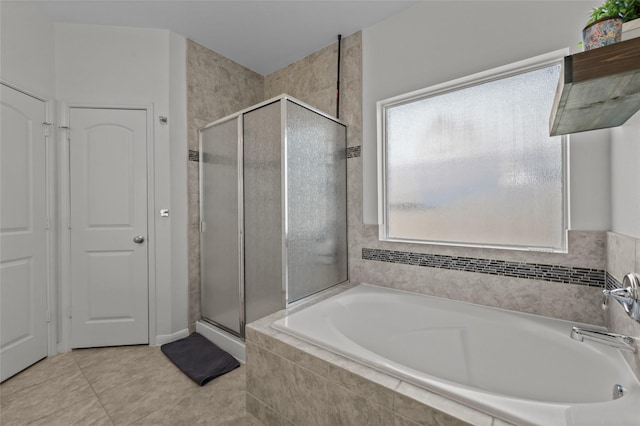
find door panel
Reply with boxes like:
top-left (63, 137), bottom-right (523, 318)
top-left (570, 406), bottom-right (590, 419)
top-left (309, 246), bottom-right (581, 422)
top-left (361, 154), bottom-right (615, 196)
top-left (0, 85), bottom-right (48, 382)
top-left (200, 118), bottom-right (242, 335)
top-left (70, 108), bottom-right (148, 348)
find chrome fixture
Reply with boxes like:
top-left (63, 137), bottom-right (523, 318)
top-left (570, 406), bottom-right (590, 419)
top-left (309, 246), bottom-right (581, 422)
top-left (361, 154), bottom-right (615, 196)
top-left (602, 272), bottom-right (640, 322)
top-left (570, 327), bottom-right (636, 353)
top-left (613, 384), bottom-right (626, 400)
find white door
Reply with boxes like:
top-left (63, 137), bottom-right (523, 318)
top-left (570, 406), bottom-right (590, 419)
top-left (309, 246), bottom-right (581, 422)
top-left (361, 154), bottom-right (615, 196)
top-left (69, 108), bottom-right (149, 348)
top-left (0, 85), bottom-right (48, 382)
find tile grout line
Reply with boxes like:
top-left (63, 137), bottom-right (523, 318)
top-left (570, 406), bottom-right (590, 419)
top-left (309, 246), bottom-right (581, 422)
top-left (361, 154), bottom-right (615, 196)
top-left (73, 353), bottom-right (116, 426)
top-left (17, 354), bottom-right (102, 426)
top-left (1, 355), bottom-right (91, 424)
top-left (0, 354), bottom-right (73, 399)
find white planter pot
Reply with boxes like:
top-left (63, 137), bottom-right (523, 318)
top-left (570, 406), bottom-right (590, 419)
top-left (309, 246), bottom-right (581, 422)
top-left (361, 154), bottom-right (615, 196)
top-left (622, 18), bottom-right (640, 40)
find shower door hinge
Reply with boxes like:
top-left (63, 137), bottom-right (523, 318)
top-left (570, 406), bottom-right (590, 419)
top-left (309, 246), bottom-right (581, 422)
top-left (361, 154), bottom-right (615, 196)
top-left (200, 221), bottom-right (206, 233)
top-left (45, 217), bottom-right (50, 230)
top-left (46, 310), bottom-right (51, 323)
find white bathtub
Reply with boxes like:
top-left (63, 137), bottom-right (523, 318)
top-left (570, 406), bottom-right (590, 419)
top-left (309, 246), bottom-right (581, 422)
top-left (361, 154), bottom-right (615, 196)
top-left (273, 283), bottom-right (640, 426)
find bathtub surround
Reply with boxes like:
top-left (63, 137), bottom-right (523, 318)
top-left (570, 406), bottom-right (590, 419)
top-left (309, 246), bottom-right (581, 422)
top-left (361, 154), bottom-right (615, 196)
top-left (269, 284), bottom-right (640, 426)
top-left (362, 248), bottom-right (605, 287)
top-left (186, 39), bottom-right (264, 332)
top-left (353, 228), bottom-right (607, 325)
top-left (245, 285), bottom-right (509, 426)
top-left (605, 232), bottom-right (640, 380)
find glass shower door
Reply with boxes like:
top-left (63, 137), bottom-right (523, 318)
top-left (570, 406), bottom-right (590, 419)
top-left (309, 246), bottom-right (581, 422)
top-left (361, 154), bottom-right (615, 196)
top-left (200, 118), bottom-right (242, 336)
top-left (285, 101), bottom-right (348, 302)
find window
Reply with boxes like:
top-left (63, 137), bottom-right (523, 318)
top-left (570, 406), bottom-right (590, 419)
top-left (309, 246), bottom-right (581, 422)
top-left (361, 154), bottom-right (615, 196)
top-left (378, 54), bottom-right (567, 251)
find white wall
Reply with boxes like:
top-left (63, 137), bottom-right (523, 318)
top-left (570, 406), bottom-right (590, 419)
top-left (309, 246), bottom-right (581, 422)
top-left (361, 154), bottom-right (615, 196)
top-left (0, 3), bottom-right (55, 98)
top-left (169, 32), bottom-right (189, 333)
top-left (362, 1), bottom-right (610, 230)
top-left (55, 23), bottom-right (188, 341)
top-left (611, 111), bottom-right (640, 238)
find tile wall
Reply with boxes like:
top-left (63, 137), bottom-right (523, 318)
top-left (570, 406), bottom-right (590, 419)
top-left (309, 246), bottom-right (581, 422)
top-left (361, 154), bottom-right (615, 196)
top-left (605, 232), bottom-right (640, 379)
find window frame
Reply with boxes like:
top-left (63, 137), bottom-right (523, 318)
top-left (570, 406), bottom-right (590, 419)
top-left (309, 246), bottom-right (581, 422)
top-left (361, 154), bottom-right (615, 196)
top-left (376, 49), bottom-right (570, 252)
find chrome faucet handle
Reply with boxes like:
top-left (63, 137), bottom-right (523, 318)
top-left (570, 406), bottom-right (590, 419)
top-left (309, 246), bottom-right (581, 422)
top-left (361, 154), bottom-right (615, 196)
top-left (622, 272), bottom-right (639, 299)
top-left (602, 287), bottom-right (631, 310)
top-left (602, 273), bottom-right (640, 322)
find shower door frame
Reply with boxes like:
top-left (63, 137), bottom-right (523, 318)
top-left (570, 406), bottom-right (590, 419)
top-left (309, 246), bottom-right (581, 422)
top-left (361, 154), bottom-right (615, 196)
top-left (199, 95), bottom-right (348, 339)
top-left (198, 115), bottom-right (245, 338)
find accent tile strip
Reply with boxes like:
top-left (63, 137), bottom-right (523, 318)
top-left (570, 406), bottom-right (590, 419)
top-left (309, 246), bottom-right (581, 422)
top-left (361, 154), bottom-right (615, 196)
top-left (346, 145), bottom-right (361, 158)
top-left (362, 247), bottom-right (605, 287)
top-left (189, 149), bottom-right (199, 162)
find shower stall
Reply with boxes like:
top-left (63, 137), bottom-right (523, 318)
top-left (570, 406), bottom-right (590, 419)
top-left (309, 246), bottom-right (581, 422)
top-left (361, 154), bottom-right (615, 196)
top-left (199, 95), bottom-right (348, 338)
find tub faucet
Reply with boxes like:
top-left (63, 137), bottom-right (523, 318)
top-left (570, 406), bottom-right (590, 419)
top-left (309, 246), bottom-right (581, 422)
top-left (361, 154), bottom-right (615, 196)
top-left (602, 272), bottom-right (640, 322)
top-left (570, 327), bottom-right (637, 353)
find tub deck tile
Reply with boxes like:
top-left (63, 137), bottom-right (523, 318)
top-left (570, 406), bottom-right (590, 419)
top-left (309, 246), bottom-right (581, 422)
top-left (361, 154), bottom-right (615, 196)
top-left (325, 356), bottom-right (400, 410)
top-left (394, 382), bottom-right (491, 426)
top-left (327, 384), bottom-right (395, 426)
top-left (246, 342), bottom-right (328, 426)
top-left (246, 392), bottom-right (296, 426)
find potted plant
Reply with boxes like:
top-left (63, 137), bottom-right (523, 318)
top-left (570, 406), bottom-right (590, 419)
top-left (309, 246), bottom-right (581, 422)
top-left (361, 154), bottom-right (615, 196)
top-left (583, 0), bottom-right (640, 49)
top-left (622, 0), bottom-right (640, 40)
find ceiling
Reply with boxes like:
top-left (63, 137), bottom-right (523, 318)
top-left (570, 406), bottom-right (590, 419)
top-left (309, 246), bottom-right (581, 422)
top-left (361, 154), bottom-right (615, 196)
top-left (25, 0), bottom-right (418, 75)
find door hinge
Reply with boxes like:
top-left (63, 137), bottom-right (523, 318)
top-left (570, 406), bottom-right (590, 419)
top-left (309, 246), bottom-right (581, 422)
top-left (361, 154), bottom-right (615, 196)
top-left (67, 306), bottom-right (72, 319)
top-left (45, 217), bottom-right (50, 230)
top-left (200, 221), bottom-right (206, 233)
top-left (42, 122), bottom-right (52, 137)
top-left (46, 310), bottom-right (51, 323)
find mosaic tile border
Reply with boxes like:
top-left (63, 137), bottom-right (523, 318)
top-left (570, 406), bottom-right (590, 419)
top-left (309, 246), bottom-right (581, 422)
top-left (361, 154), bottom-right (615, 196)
top-left (362, 247), bottom-right (605, 287)
top-left (606, 271), bottom-right (623, 290)
top-left (188, 149), bottom-right (199, 162)
top-left (346, 145), bottom-right (361, 158)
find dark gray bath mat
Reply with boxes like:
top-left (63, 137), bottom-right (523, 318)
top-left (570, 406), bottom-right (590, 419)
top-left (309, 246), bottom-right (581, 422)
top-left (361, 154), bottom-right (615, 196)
top-left (161, 332), bottom-right (240, 386)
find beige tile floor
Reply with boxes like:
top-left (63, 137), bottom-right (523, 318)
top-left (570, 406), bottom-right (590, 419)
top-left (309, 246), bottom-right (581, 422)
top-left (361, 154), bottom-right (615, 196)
top-left (0, 345), bottom-right (262, 426)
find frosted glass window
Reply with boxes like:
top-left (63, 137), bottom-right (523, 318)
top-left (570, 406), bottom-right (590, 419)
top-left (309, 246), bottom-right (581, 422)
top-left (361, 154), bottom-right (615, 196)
top-left (382, 63), bottom-right (566, 251)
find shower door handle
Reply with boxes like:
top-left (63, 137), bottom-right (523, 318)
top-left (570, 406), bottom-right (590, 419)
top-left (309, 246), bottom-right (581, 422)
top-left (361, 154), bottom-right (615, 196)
top-left (133, 235), bottom-right (145, 244)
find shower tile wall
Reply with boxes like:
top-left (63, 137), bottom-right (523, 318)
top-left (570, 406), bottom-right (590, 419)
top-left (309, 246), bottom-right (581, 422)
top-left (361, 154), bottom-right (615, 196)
top-left (264, 32), bottom-right (362, 153)
top-left (187, 40), bottom-right (264, 331)
top-left (605, 232), bottom-right (640, 379)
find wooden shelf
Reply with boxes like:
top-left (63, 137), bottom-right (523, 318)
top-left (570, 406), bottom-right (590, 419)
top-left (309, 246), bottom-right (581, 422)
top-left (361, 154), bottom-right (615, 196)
top-left (549, 37), bottom-right (640, 136)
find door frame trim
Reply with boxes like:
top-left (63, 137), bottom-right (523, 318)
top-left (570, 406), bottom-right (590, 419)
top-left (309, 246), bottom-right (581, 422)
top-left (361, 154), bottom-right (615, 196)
top-left (0, 81), bottom-right (56, 358)
top-left (58, 103), bottom-right (156, 352)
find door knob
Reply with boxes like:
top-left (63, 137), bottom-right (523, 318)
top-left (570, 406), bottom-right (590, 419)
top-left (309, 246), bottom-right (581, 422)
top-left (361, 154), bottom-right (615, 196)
top-left (133, 235), bottom-right (145, 244)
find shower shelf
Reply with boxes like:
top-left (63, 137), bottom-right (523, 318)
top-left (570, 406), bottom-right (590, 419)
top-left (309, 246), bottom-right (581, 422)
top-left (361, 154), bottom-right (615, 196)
top-left (549, 37), bottom-right (640, 136)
